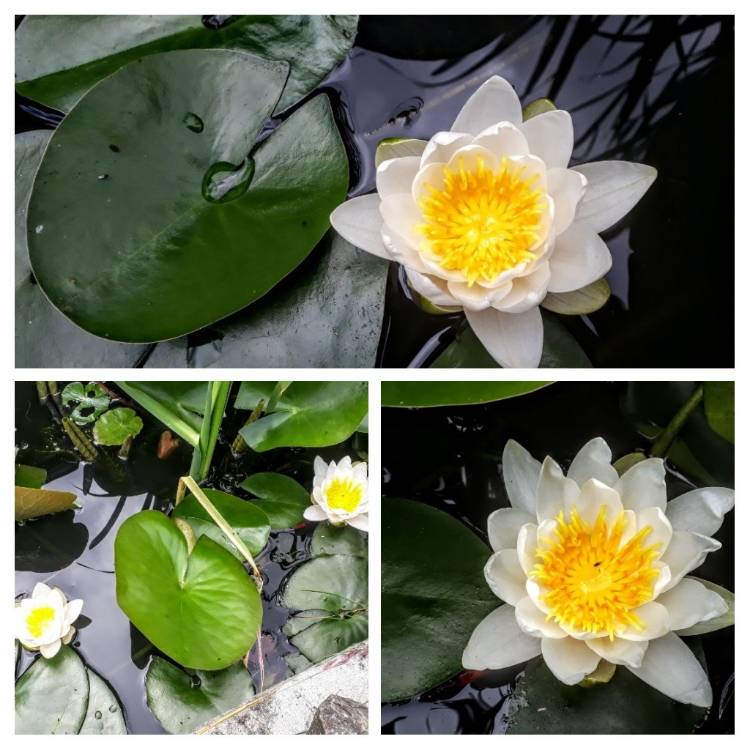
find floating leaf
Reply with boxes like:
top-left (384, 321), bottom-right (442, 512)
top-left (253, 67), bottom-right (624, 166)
top-left (311, 523), bottom-right (367, 558)
top-left (15, 646), bottom-right (89, 734)
top-left (677, 577), bottom-right (734, 636)
top-left (15, 486), bottom-right (77, 522)
top-left (239, 472), bottom-right (310, 529)
top-left (28, 50), bottom-right (348, 343)
top-left (375, 137), bottom-right (427, 167)
top-left (145, 656), bottom-right (254, 735)
top-left (15, 463), bottom-right (47, 489)
top-left (542, 278), bottom-right (611, 315)
top-left (381, 498), bottom-right (496, 702)
top-left (381, 381), bottom-right (551, 408)
top-left (115, 510), bottom-right (261, 670)
top-left (61, 382), bottom-right (111, 424)
top-left (703, 382), bottom-right (734, 443)
top-left (93, 408), bottom-right (143, 446)
top-left (79, 669), bottom-right (126, 734)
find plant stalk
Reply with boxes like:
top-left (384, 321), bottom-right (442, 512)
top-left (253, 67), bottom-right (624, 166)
top-left (651, 384), bottom-right (704, 458)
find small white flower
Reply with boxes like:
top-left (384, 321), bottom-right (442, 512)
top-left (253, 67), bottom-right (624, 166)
top-left (463, 438), bottom-right (734, 707)
top-left (330, 76), bottom-right (657, 367)
top-left (305, 456), bottom-right (368, 532)
top-left (15, 582), bottom-right (83, 659)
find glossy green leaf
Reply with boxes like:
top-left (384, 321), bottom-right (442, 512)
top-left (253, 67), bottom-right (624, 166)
top-left (236, 381), bottom-right (368, 452)
top-left (239, 472), bottom-right (310, 529)
top-left (311, 523), bottom-right (367, 558)
top-left (15, 646), bottom-right (89, 734)
top-left (61, 382), bottom-right (111, 424)
top-left (677, 577), bottom-right (734, 636)
top-left (145, 656), bottom-right (254, 735)
top-left (79, 669), bottom-right (127, 734)
top-left (115, 510), bottom-right (261, 670)
top-left (542, 278), bottom-right (611, 315)
top-left (28, 49), bottom-right (348, 343)
top-left (375, 137), bottom-right (428, 167)
top-left (15, 463), bottom-right (47, 489)
top-left (93, 407), bottom-right (143, 446)
top-left (172, 489), bottom-right (271, 558)
top-left (703, 382), bottom-right (734, 443)
top-left (15, 485), bottom-right (78, 522)
top-left (16, 15), bottom-right (358, 115)
top-left (381, 498), bottom-right (496, 702)
top-left (381, 381), bottom-right (551, 408)
top-left (285, 612), bottom-right (368, 664)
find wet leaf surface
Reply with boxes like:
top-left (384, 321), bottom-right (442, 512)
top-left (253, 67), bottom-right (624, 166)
top-left (382, 381), bottom-right (551, 408)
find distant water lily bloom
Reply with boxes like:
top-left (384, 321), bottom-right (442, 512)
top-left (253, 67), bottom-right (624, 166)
top-left (462, 438), bottom-right (734, 706)
top-left (305, 456), bottom-right (368, 531)
top-left (330, 76), bottom-right (657, 367)
top-left (15, 582), bottom-right (83, 659)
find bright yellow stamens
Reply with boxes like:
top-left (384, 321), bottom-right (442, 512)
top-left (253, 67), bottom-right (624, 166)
top-left (325, 478), bottom-right (363, 513)
top-left (417, 156), bottom-right (547, 285)
top-left (26, 606), bottom-right (56, 639)
top-left (532, 506), bottom-right (661, 639)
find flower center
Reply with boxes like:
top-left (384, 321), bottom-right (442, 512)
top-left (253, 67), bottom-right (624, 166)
top-left (531, 506), bottom-right (661, 638)
top-left (26, 606), bottom-right (56, 639)
top-left (326, 478), bottom-right (363, 513)
top-left (416, 156), bottom-right (547, 285)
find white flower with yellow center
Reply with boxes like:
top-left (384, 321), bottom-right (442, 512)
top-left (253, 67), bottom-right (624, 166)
top-left (463, 438), bottom-right (734, 706)
top-left (15, 582), bottom-right (83, 659)
top-left (305, 456), bottom-right (368, 531)
top-left (330, 76), bottom-right (657, 367)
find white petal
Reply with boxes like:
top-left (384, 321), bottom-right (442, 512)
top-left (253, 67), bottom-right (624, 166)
top-left (491, 262), bottom-right (551, 314)
top-left (445, 143), bottom-right (500, 174)
top-left (665, 487), bottom-right (735, 537)
top-left (446, 280), bottom-right (494, 312)
top-left (472, 121), bottom-right (529, 158)
top-left (541, 636), bottom-right (601, 685)
top-left (330, 194), bottom-right (392, 260)
top-left (574, 478), bottom-right (623, 525)
top-left (39, 639), bottom-right (62, 659)
top-left (536, 456), bottom-right (579, 522)
top-left (405, 268), bottom-right (460, 309)
top-left (303, 505), bottom-right (329, 522)
top-left (382, 226), bottom-right (430, 274)
top-left (452, 76), bottom-right (522, 134)
top-left (626, 632), bottom-right (711, 707)
top-left (64, 599), bottom-right (83, 626)
top-left (509, 154), bottom-right (548, 192)
top-left (462, 604), bottom-right (542, 670)
top-left (61, 626), bottom-right (76, 645)
top-left (347, 514), bottom-right (369, 532)
top-left (652, 561), bottom-right (673, 597)
top-left (313, 456), bottom-right (327, 477)
top-left (487, 508), bottom-right (534, 552)
top-left (465, 305), bottom-right (543, 368)
top-left (616, 601), bottom-right (670, 642)
top-left (635, 506), bottom-right (672, 556)
top-left (515, 596), bottom-right (567, 639)
top-left (573, 160), bottom-right (657, 233)
top-left (660, 531), bottom-right (722, 592)
top-left (516, 522), bottom-right (538, 576)
top-left (32, 582), bottom-right (52, 599)
top-left (376, 156), bottom-right (421, 198)
top-left (484, 549), bottom-right (526, 606)
top-left (520, 110), bottom-right (574, 168)
top-left (502, 439), bottom-right (542, 515)
top-left (567, 437), bottom-right (618, 488)
top-left (547, 222), bottom-right (612, 293)
top-left (379, 193), bottom-right (423, 246)
top-left (614, 458), bottom-right (667, 512)
top-left (547, 168), bottom-right (587, 234)
top-left (587, 637), bottom-right (648, 668)
top-left (657, 578), bottom-right (728, 632)
top-left (420, 131), bottom-right (473, 168)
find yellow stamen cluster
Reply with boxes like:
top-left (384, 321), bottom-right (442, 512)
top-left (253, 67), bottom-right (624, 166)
top-left (325, 478), bottom-right (363, 513)
top-left (417, 156), bottom-right (547, 285)
top-left (532, 506), bottom-right (661, 639)
top-left (26, 606), bottom-right (56, 639)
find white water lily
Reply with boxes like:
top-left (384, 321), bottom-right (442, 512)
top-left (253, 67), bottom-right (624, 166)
top-left (330, 76), bottom-right (657, 367)
top-left (15, 582), bottom-right (83, 659)
top-left (305, 456), bottom-right (368, 531)
top-left (462, 438), bottom-right (734, 707)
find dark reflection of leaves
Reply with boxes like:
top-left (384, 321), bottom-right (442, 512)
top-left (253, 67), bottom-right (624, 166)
top-left (15, 510), bottom-right (89, 573)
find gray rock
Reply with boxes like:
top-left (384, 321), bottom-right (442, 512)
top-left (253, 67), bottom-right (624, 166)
top-left (307, 695), bottom-right (368, 735)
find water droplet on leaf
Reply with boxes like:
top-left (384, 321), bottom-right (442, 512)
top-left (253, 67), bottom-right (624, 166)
top-left (183, 112), bottom-right (204, 133)
top-left (201, 158), bottom-right (255, 203)
top-left (108, 704), bottom-right (118, 713)
top-left (97, 174), bottom-right (109, 181)
top-left (94, 710), bottom-right (102, 719)
top-left (35, 225), bottom-right (44, 234)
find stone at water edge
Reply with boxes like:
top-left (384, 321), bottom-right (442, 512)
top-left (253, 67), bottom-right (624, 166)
top-left (306, 695), bottom-right (368, 735)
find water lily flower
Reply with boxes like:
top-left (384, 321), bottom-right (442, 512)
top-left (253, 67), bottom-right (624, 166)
top-left (462, 438), bottom-right (734, 706)
top-left (305, 456), bottom-right (368, 531)
top-left (330, 76), bottom-right (657, 367)
top-left (15, 582), bottom-right (83, 658)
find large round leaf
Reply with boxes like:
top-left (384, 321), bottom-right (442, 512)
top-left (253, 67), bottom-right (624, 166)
top-left (381, 381), bottom-right (551, 408)
top-left (238, 472), bottom-right (310, 529)
top-left (311, 523), bottom-right (367, 558)
top-left (79, 669), bottom-right (127, 734)
top-left (381, 498), bottom-right (497, 702)
top-left (28, 49), bottom-right (349, 343)
top-left (145, 656), bottom-right (254, 734)
top-left (114, 510), bottom-right (261, 670)
top-left (15, 646), bottom-right (90, 734)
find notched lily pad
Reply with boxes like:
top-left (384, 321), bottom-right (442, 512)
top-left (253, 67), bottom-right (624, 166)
top-left (93, 407), bottom-right (143, 446)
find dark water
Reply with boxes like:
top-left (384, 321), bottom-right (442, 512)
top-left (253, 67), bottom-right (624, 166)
top-left (15, 16), bottom-right (735, 368)
top-left (381, 382), bottom-right (734, 734)
top-left (14, 382), bottom-right (364, 733)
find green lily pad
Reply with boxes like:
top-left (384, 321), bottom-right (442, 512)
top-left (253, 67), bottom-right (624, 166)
top-left (145, 656), bottom-right (255, 734)
top-left (703, 381), bottom-right (734, 443)
top-left (238, 472), bottom-right (310, 529)
top-left (381, 381), bottom-right (551, 408)
top-left (381, 498), bottom-right (497, 702)
top-left (28, 49), bottom-right (348, 343)
top-left (16, 15), bottom-right (358, 115)
top-left (15, 646), bottom-right (90, 734)
top-left (115, 510), bottom-right (261, 670)
top-left (61, 382), bottom-right (111, 424)
top-left (79, 669), bottom-right (127, 734)
top-left (311, 523), bottom-right (367, 558)
top-left (677, 577), bottom-right (734, 636)
top-left (93, 407), bottom-right (143, 446)
top-left (286, 612), bottom-right (369, 664)
top-left (172, 488), bottom-right (271, 558)
top-left (15, 463), bottom-right (47, 489)
top-left (236, 381), bottom-right (368, 451)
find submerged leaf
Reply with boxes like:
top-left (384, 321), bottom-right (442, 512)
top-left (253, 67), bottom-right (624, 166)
top-left (93, 407), bottom-right (143, 446)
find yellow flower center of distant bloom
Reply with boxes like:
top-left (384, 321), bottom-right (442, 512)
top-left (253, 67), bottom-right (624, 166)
top-left (532, 506), bottom-right (661, 639)
top-left (26, 606), bottom-right (56, 639)
top-left (417, 156), bottom-right (547, 285)
top-left (326, 478), bottom-right (363, 513)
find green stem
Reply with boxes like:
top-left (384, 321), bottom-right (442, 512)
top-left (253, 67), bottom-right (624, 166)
top-left (61, 418), bottom-right (99, 461)
top-left (231, 398), bottom-right (265, 456)
top-left (189, 381), bottom-right (231, 481)
top-left (651, 384), bottom-right (704, 458)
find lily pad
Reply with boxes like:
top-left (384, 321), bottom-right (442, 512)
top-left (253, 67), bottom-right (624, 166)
top-left (236, 381), bottom-right (368, 451)
top-left (172, 488), bottom-right (271, 557)
top-left (311, 523), bottom-right (367, 558)
top-left (15, 485), bottom-right (77, 522)
top-left (15, 646), bottom-right (90, 734)
top-left (238, 472), bottom-right (310, 529)
top-left (145, 656), bottom-right (255, 735)
top-left (79, 669), bottom-right (127, 734)
top-left (28, 49), bottom-right (348, 343)
top-left (703, 381), bottom-right (734, 443)
top-left (16, 15), bottom-right (358, 115)
top-left (61, 382), bottom-right (111, 424)
top-left (381, 498), bottom-right (497, 702)
top-left (15, 463), bottom-right (47, 489)
top-left (93, 407), bottom-right (144, 446)
top-left (381, 381), bottom-right (551, 408)
top-left (115, 510), bottom-right (262, 670)
top-left (285, 612), bottom-right (368, 664)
